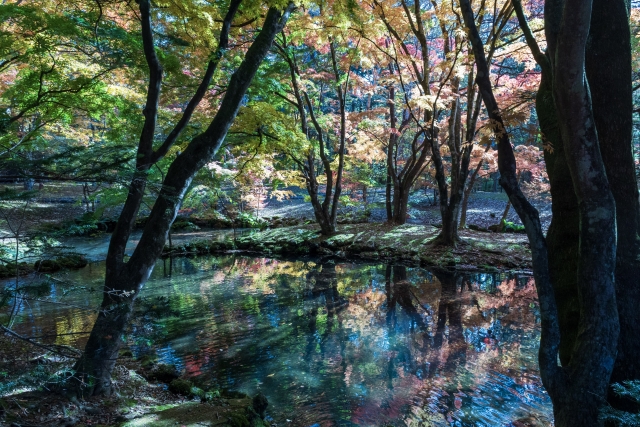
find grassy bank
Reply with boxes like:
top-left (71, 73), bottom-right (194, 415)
top-left (165, 223), bottom-right (533, 271)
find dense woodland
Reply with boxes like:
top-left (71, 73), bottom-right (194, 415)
top-left (1, 0), bottom-right (640, 426)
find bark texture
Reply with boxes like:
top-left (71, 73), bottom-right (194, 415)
top-left (517, 0), bottom-right (640, 411)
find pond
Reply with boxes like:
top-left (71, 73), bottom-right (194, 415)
top-left (8, 254), bottom-right (552, 426)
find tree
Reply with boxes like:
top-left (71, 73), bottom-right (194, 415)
top-left (514, 0), bottom-right (640, 411)
top-left (461, 0), bottom-right (621, 424)
top-left (67, 0), bottom-right (294, 396)
top-left (0, 1), bottom-right (138, 186)
top-left (275, 37), bottom-right (353, 235)
top-left (369, 0), bottom-right (442, 226)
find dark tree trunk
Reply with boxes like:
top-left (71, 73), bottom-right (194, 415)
top-left (495, 200), bottom-right (511, 232)
top-left (391, 183), bottom-right (410, 224)
top-left (458, 184), bottom-right (476, 230)
top-left (458, 164), bottom-right (477, 229)
top-left (585, 0), bottom-right (640, 394)
top-left (386, 86), bottom-right (397, 223)
top-left (427, 28), bottom-right (481, 243)
top-left (385, 169), bottom-right (392, 221)
top-left (432, 78), bottom-right (472, 245)
top-left (462, 0), bottom-right (620, 424)
top-left (514, 0), bottom-right (582, 376)
top-left (459, 139), bottom-right (489, 230)
top-left (517, 0), bottom-right (640, 406)
top-left (68, 3), bottom-right (293, 396)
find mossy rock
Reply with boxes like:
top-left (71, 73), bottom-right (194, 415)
top-left (118, 348), bottom-right (134, 358)
top-left (148, 364), bottom-right (180, 383)
top-left (227, 412), bottom-right (250, 427)
top-left (203, 390), bottom-right (221, 401)
top-left (168, 378), bottom-right (194, 396)
top-left (55, 254), bottom-right (88, 269)
top-left (34, 259), bottom-right (61, 272)
top-left (138, 354), bottom-right (158, 368)
top-left (0, 263), bottom-right (32, 278)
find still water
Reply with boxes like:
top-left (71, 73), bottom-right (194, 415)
top-left (10, 255), bottom-right (552, 426)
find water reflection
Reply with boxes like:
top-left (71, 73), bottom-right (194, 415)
top-left (7, 256), bottom-right (551, 426)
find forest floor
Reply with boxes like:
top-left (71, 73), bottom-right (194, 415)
top-left (0, 183), bottom-right (552, 239)
top-left (0, 183), bottom-right (544, 273)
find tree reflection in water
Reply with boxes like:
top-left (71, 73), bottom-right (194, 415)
top-left (11, 256), bottom-right (550, 426)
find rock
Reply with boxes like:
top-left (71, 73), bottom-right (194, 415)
top-left (202, 390), bottom-right (221, 402)
top-left (34, 259), bottom-right (60, 272)
top-left (55, 254), bottom-right (88, 269)
top-left (148, 363), bottom-right (181, 383)
top-left (252, 393), bottom-right (268, 419)
top-left (168, 378), bottom-right (194, 396)
top-left (118, 349), bottom-right (134, 358)
top-left (317, 247), bottom-right (334, 256)
top-left (138, 354), bottom-right (158, 368)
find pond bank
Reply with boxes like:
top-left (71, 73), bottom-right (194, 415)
top-left (0, 334), bottom-right (271, 427)
top-left (165, 223), bottom-right (533, 271)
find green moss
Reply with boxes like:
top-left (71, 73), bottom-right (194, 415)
top-left (55, 254), bottom-right (88, 269)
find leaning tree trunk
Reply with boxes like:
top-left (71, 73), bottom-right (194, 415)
top-left (69, 4), bottom-right (293, 397)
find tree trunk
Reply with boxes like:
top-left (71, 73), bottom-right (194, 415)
top-left (528, 0), bottom-right (638, 409)
top-left (328, 41), bottom-right (347, 232)
top-left (386, 86), bottom-right (397, 222)
top-left (585, 0), bottom-right (640, 395)
top-left (431, 73), bottom-right (472, 245)
top-left (462, 0), bottom-right (619, 424)
top-left (439, 209), bottom-right (458, 245)
top-left (538, 73), bottom-right (580, 366)
top-left (459, 168), bottom-right (480, 229)
top-left (458, 184), bottom-right (472, 229)
top-left (385, 170), bottom-right (392, 221)
top-left (496, 200), bottom-right (511, 232)
top-left (391, 184), bottom-right (410, 224)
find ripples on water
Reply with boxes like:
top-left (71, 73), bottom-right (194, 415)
top-left (9, 255), bottom-right (552, 426)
